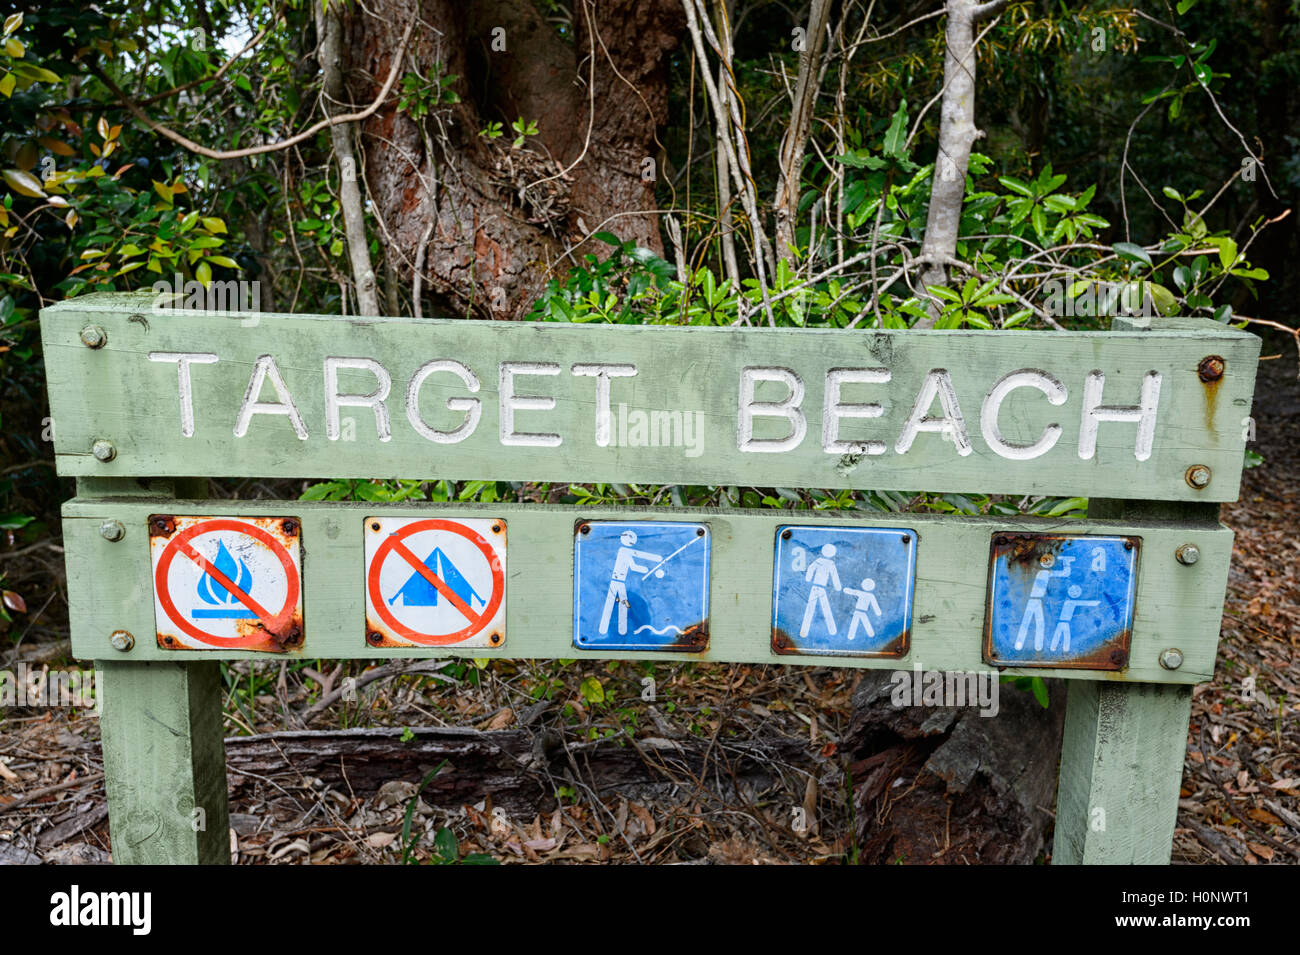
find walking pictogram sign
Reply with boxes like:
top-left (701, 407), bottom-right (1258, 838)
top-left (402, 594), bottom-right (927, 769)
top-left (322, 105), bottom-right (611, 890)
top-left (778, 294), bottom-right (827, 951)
top-left (365, 517), bottom-right (507, 648)
top-left (150, 515), bottom-right (304, 652)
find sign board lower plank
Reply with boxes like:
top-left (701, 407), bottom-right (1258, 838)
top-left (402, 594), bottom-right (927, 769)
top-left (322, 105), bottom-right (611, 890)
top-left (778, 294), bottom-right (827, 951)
top-left (62, 498), bottom-right (1231, 684)
top-left (42, 295), bottom-right (1258, 501)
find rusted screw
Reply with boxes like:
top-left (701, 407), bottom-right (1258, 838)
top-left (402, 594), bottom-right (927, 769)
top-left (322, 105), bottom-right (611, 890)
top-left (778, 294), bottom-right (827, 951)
top-left (1123, 539), bottom-right (1134, 550)
top-left (696, 527), bottom-right (705, 536)
top-left (1175, 543), bottom-right (1200, 566)
top-left (490, 633), bottom-right (502, 645)
top-left (1159, 647), bottom-right (1184, 670)
top-left (1039, 553), bottom-right (1055, 568)
top-left (109, 630), bottom-right (135, 652)
top-left (79, 325), bottom-right (107, 348)
top-left (580, 524), bottom-right (590, 535)
top-left (1197, 355), bottom-right (1225, 382)
top-left (162, 635), bottom-right (175, 646)
top-left (370, 521), bottom-right (381, 531)
top-left (281, 519), bottom-right (298, 535)
top-left (91, 439), bottom-right (117, 463)
top-left (781, 529), bottom-right (792, 540)
top-left (901, 533), bottom-right (911, 543)
top-left (1185, 464), bottom-right (1212, 489)
top-left (994, 535), bottom-right (1008, 545)
top-left (492, 524), bottom-right (501, 534)
top-left (99, 520), bottom-right (125, 542)
top-left (367, 631), bottom-right (383, 645)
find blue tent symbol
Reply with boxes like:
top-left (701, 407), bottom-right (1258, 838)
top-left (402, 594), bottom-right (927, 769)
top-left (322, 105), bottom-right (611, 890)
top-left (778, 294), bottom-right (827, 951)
top-left (389, 547), bottom-right (485, 612)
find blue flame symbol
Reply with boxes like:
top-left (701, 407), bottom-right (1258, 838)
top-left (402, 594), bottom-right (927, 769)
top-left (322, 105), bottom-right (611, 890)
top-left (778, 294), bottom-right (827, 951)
top-left (192, 539), bottom-right (257, 619)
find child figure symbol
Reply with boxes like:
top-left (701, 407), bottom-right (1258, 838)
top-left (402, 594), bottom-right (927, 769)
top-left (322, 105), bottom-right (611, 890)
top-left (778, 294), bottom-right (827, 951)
top-left (842, 578), bottom-right (882, 641)
top-left (1050, 585), bottom-right (1100, 652)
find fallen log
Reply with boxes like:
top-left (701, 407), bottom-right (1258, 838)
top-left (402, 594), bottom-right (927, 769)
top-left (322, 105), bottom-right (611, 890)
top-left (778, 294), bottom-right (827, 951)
top-left (224, 725), bottom-right (823, 816)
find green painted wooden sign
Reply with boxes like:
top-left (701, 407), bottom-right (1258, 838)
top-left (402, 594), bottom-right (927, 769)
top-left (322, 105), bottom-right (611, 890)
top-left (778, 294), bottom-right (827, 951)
top-left (37, 293), bottom-right (1261, 866)
top-left (42, 294), bottom-right (1258, 500)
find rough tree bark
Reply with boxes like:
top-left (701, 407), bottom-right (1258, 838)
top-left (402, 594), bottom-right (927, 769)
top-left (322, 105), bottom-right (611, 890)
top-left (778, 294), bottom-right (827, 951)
top-left (342, 0), bottom-right (684, 320)
top-left (915, 0), bottom-right (1006, 327)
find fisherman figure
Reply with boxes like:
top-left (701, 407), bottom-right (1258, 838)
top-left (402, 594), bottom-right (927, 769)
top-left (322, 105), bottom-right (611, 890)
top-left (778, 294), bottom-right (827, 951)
top-left (599, 530), bottom-right (663, 636)
top-left (1014, 554), bottom-right (1074, 651)
top-left (800, 543), bottom-right (842, 638)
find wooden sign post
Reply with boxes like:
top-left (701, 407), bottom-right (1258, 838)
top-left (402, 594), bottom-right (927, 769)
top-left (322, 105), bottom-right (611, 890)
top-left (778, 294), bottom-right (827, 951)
top-left (40, 292), bottom-right (1259, 864)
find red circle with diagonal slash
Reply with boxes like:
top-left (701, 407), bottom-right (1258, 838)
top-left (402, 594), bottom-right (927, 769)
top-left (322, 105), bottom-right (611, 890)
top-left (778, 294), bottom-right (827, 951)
top-left (368, 520), bottom-right (504, 645)
top-left (155, 519), bottom-right (299, 648)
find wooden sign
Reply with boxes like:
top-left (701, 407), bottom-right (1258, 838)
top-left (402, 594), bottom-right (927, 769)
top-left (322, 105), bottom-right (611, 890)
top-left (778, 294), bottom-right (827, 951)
top-left (41, 295), bottom-right (1258, 500)
top-left (38, 293), bottom-right (1261, 867)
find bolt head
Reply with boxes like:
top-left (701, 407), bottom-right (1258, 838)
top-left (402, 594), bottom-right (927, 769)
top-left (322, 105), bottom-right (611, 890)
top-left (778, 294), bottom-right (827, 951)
top-left (79, 325), bottom-right (107, 348)
top-left (1175, 543), bottom-right (1200, 566)
top-left (109, 630), bottom-right (135, 652)
top-left (91, 439), bottom-right (117, 463)
top-left (1159, 647), bottom-right (1184, 670)
top-left (99, 520), bottom-right (125, 542)
top-left (1185, 464), bottom-right (1211, 489)
top-left (1197, 355), bottom-right (1225, 382)
top-left (1039, 553), bottom-right (1055, 568)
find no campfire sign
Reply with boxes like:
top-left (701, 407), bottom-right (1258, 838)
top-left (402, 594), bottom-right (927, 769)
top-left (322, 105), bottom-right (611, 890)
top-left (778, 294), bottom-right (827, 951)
top-left (364, 517), bottom-right (507, 648)
top-left (150, 515), bottom-right (304, 652)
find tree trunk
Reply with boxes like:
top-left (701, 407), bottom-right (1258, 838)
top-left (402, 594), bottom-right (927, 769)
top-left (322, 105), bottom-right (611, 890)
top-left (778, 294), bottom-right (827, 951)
top-left (916, 0), bottom-right (1005, 327)
top-left (773, 0), bottom-right (832, 264)
top-left (845, 671), bottom-right (1066, 864)
top-left (341, 0), bottom-right (683, 320)
top-left (316, 0), bottom-right (381, 316)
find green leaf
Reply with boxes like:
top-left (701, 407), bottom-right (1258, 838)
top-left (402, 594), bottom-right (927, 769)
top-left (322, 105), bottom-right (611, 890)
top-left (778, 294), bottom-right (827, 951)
top-left (998, 176), bottom-right (1032, 197)
top-left (2, 168), bottom-right (45, 198)
top-left (1112, 242), bottom-right (1152, 267)
top-left (579, 676), bottom-right (605, 705)
top-left (882, 100), bottom-right (908, 158)
top-left (1031, 677), bottom-right (1050, 708)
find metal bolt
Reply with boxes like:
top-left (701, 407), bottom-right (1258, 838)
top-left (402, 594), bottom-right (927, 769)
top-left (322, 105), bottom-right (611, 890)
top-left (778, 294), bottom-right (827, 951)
top-left (901, 533), bottom-right (911, 544)
top-left (91, 439), bottom-right (117, 463)
top-left (1185, 464), bottom-right (1212, 489)
top-left (1039, 553), bottom-right (1056, 568)
top-left (1197, 355), bottom-right (1225, 382)
top-left (1175, 543), bottom-right (1200, 566)
top-left (580, 524), bottom-right (590, 535)
top-left (99, 520), bottom-right (125, 542)
top-left (367, 631), bottom-right (383, 645)
top-left (79, 325), bottom-right (107, 348)
top-left (781, 529), bottom-right (792, 540)
top-left (1159, 648), bottom-right (1184, 671)
top-left (109, 630), bottom-right (135, 652)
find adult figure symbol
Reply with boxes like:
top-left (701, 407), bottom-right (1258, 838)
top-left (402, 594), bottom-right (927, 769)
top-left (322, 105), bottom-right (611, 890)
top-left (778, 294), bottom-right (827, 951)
top-left (800, 543), bottom-right (842, 638)
top-left (598, 530), bottom-right (664, 636)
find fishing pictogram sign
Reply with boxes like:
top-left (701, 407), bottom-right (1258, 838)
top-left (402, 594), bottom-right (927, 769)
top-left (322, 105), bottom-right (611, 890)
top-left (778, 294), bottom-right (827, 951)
top-left (365, 517), bottom-right (507, 648)
top-left (150, 515), bottom-right (304, 652)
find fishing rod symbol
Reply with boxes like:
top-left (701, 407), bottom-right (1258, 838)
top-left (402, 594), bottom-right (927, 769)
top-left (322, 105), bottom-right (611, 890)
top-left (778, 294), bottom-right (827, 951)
top-left (640, 535), bottom-right (701, 579)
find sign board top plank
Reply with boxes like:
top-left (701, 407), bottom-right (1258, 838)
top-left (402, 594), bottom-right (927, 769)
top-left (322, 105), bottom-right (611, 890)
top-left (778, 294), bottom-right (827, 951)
top-left (41, 294), bottom-right (1259, 500)
top-left (62, 497), bottom-right (1232, 684)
